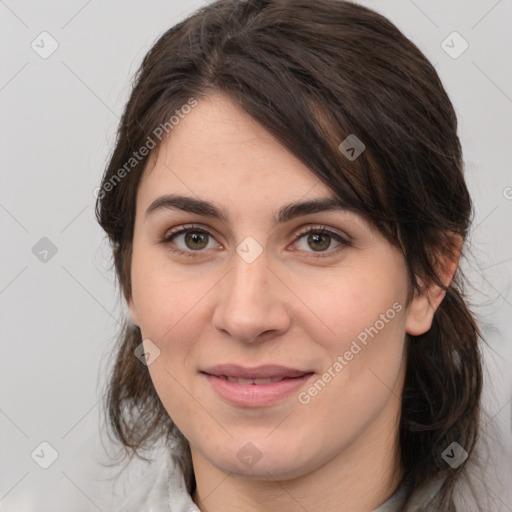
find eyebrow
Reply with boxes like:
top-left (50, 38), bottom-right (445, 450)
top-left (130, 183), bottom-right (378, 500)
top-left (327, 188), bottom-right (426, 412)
top-left (145, 194), bottom-right (351, 223)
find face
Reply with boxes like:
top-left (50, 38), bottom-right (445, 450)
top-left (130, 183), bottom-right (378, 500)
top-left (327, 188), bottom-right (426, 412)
top-left (128, 93), bottom-right (433, 481)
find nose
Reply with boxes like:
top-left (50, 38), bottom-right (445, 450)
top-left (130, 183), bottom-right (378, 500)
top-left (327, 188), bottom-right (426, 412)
top-left (212, 252), bottom-right (291, 343)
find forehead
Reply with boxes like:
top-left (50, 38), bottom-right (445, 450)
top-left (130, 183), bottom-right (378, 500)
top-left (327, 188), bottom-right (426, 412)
top-left (137, 93), bottom-right (333, 207)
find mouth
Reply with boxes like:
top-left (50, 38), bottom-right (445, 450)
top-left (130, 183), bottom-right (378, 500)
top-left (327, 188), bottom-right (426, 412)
top-left (201, 363), bottom-right (312, 380)
top-left (200, 364), bottom-right (315, 407)
top-left (211, 375), bottom-right (309, 385)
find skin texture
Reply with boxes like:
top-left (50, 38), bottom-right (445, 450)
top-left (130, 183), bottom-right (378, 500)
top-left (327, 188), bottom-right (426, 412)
top-left (128, 93), bottom-right (448, 512)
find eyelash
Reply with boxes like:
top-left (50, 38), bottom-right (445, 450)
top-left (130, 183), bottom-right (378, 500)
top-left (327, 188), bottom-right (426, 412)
top-left (160, 224), bottom-right (351, 259)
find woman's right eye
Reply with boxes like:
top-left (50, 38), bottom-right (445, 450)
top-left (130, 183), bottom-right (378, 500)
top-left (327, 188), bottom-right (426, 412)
top-left (163, 227), bottom-right (221, 254)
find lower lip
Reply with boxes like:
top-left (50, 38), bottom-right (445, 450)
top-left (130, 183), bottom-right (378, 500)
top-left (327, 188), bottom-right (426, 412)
top-left (203, 373), bottom-right (314, 407)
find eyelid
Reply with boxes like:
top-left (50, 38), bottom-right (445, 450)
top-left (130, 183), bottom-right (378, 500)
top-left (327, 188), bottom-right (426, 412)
top-left (292, 224), bottom-right (350, 243)
top-left (162, 223), bottom-right (217, 241)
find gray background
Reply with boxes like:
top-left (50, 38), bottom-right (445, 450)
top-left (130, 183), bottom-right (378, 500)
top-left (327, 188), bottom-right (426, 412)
top-left (1, 0), bottom-right (511, 510)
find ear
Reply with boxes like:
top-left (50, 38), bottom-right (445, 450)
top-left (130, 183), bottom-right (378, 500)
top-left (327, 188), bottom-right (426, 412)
top-left (128, 295), bottom-right (140, 327)
top-left (405, 235), bottom-right (462, 336)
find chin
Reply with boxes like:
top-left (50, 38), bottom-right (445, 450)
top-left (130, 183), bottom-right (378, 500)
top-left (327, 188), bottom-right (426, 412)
top-left (209, 440), bottom-right (320, 481)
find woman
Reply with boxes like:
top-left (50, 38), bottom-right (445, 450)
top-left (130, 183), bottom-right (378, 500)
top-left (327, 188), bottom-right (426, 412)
top-left (96, 0), bottom-right (488, 510)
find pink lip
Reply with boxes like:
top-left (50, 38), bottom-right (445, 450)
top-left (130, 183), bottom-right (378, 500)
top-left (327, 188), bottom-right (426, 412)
top-left (201, 364), bottom-right (314, 407)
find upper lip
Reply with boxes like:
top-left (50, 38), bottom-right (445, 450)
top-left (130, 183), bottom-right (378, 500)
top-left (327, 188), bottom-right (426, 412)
top-left (202, 364), bottom-right (312, 379)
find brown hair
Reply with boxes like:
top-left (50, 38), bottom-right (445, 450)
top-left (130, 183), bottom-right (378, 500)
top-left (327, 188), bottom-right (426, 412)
top-left (96, 1), bottom-right (484, 509)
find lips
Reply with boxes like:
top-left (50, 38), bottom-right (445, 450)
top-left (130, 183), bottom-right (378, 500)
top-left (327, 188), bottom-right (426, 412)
top-left (201, 364), bottom-right (311, 381)
top-left (219, 375), bottom-right (289, 385)
top-left (201, 364), bottom-right (314, 406)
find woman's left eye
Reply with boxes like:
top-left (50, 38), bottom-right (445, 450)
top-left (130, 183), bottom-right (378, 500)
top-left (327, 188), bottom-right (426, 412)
top-left (292, 228), bottom-right (348, 255)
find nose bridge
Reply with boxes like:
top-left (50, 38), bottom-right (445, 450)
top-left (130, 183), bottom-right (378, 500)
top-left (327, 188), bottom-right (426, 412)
top-left (226, 254), bottom-right (271, 313)
top-left (231, 255), bottom-right (269, 303)
top-left (213, 252), bottom-right (290, 342)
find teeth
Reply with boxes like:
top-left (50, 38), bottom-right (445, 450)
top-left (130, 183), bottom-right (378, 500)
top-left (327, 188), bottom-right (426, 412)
top-left (223, 376), bottom-right (283, 384)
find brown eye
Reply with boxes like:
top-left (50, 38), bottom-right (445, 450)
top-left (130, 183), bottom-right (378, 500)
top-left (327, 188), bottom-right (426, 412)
top-left (306, 232), bottom-right (332, 251)
top-left (292, 227), bottom-right (349, 257)
top-left (164, 227), bottom-right (218, 253)
top-left (184, 231), bottom-right (209, 250)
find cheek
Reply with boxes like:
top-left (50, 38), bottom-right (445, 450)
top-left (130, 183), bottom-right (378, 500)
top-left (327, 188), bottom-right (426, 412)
top-left (318, 267), bottom-right (408, 408)
top-left (130, 245), bottom-right (211, 340)
top-left (130, 249), bottom-right (219, 404)
top-left (296, 275), bottom-right (407, 452)
top-left (292, 261), bottom-right (408, 358)
top-left (146, 359), bottom-right (210, 444)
